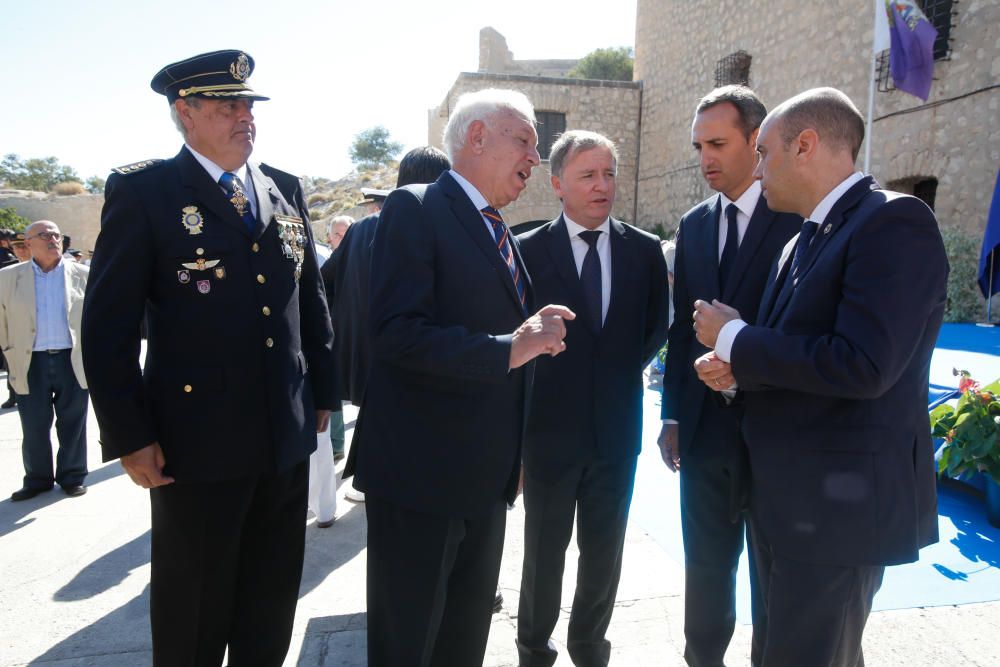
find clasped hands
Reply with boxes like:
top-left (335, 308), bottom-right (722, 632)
top-left (509, 304), bottom-right (575, 369)
top-left (691, 299), bottom-right (739, 392)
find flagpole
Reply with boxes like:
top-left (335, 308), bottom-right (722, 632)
top-left (864, 0), bottom-right (879, 173)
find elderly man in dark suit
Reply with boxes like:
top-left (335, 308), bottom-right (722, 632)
top-left (82, 50), bottom-right (337, 666)
top-left (515, 130), bottom-right (670, 667)
top-left (657, 86), bottom-right (801, 666)
top-left (693, 87), bottom-right (948, 667)
top-left (346, 88), bottom-right (574, 667)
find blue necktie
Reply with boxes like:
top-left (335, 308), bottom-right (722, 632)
top-left (789, 219), bottom-right (818, 279)
top-left (578, 230), bottom-right (603, 334)
top-left (718, 203), bottom-right (739, 290)
top-left (218, 172), bottom-right (256, 232)
top-left (481, 206), bottom-right (526, 308)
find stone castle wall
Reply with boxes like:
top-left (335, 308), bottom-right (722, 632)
top-left (0, 190), bottom-right (103, 253)
top-left (634, 0), bottom-right (1000, 235)
top-left (428, 73), bottom-right (642, 226)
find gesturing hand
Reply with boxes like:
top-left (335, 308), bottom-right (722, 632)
top-left (509, 304), bottom-right (576, 369)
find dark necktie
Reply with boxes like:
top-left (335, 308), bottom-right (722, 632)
top-left (578, 230), bottom-right (603, 334)
top-left (218, 171), bottom-right (256, 232)
top-left (480, 206), bottom-right (526, 307)
top-left (789, 219), bottom-right (819, 279)
top-left (718, 203), bottom-right (739, 290)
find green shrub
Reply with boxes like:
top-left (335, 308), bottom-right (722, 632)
top-left (940, 225), bottom-right (985, 323)
top-left (0, 207), bottom-right (30, 232)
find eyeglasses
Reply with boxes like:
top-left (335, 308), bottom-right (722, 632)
top-left (26, 232), bottom-right (62, 242)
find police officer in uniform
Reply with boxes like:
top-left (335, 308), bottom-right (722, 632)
top-left (82, 50), bottom-right (338, 666)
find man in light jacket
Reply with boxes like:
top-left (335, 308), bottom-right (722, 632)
top-left (0, 219), bottom-right (89, 501)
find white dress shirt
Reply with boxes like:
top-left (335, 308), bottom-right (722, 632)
top-left (185, 144), bottom-right (258, 220)
top-left (32, 258), bottom-right (73, 351)
top-left (563, 214), bottom-right (612, 324)
top-left (714, 172), bottom-right (866, 363)
top-left (448, 169), bottom-right (496, 238)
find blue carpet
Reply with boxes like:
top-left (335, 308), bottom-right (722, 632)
top-left (632, 324), bottom-right (1000, 621)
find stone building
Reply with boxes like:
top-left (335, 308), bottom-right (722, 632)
top-left (635, 0), bottom-right (999, 237)
top-left (428, 29), bottom-right (642, 227)
top-left (434, 4), bottom-right (999, 238)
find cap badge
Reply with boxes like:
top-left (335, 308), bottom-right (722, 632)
top-left (230, 53), bottom-right (251, 82)
top-left (181, 206), bottom-right (204, 235)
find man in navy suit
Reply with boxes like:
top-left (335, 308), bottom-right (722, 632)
top-left (693, 87), bottom-right (948, 666)
top-left (657, 86), bottom-right (800, 666)
top-left (515, 130), bottom-right (670, 667)
top-left (346, 88), bottom-right (574, 667)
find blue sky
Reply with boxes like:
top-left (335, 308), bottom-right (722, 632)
top-left (0, 0), bottom-right (636, 182)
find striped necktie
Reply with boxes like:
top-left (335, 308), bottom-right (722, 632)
top-left (219, 171), bottom-right (256, 232)
top-left (481, 206), bottom-right (526, 307)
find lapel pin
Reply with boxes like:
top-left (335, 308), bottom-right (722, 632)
top-left (197, 280), bottom-right (211, 294)
top-left (823, 223), bottom-right (832, 234)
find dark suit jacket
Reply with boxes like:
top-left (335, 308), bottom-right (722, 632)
top-left (321, 212), bottom-right (378, 404)
top-left (517, 216), bottom-right (670, 476)
top-left (662, 193), bottom-right (801, 454)
top-left (731, 176), bottom-right (948, 567)
top-left (83, 146), bottom-right (337, 483)
top-left (347, 171), bottom-right (530, 518)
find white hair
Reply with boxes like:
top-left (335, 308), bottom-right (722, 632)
top-left (442, 88), bottom-right (536, 161)
top-left (169, 97), bottom-right (202, 138)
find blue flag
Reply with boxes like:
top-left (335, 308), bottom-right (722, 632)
top-left (978, 169), bottom-right (1000, 298)
top-left (887, 1), bottom-right (938, 101)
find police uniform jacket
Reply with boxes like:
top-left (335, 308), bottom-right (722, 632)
top-left (83, 146), bottom-right (337, 483)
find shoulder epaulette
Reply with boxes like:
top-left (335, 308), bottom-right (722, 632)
top-left (112, 159), bottom-right (164, 176)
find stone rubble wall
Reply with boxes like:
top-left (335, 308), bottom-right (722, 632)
top-left (0, 190), bottom-right (103, 253)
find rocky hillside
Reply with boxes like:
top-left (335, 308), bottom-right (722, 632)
top-left (304, 163), bottom-right (398, 224)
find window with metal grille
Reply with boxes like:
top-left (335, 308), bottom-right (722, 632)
top-left (714, 51), bottom-right (752, 87)
top-left (877, 0), bottom-right (957, 92)
top-left (535, 111), bottom-right (566, 161)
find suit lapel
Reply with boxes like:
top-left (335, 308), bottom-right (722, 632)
top-left (15, 262), bottom-right (37, 335)
top-left (176, 147), bottom-right (252, 238)
top-left (764, 176), bottom-right (876, 326)
top-left (695, 197), bottom-right (723, 299)
top-left (247, 162), bottom-right (278, 239)
top-left (439, 173), bottom-right (526, 315)
top-left (545, 216), bottom-right (587, 316)
top-left (793, 176), bottom-right (876, 286)
top-left (722, 200), bottom-right (776, 302)
top-left (603, 218), bottom-right (629, 333)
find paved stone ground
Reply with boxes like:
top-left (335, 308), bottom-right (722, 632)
top-left (1, 395), bottom-right (998, 666)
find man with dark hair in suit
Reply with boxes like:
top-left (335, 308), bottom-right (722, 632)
top-left (659, 85), bottom-right (801, 667)
top-left (323, 145), bottom-right (452, 409)
top-left (321, 145), bottom-right (451, 501)
top-left (346, 88), bottom-right (574, 667)
top-left (693, 87), bottom-right (948, 667)
top-left (515, 130), bottom-right (670, 667)
top-left (82, 50), bottom-right (337, 666)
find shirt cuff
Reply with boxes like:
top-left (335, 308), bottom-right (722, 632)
top-left (662, 419), bottom-right (679, 425)
top-left (715, 319), bottom-right (747, 363)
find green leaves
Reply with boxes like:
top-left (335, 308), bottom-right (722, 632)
top-left (933, 376), bottom-right (1000, 484)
